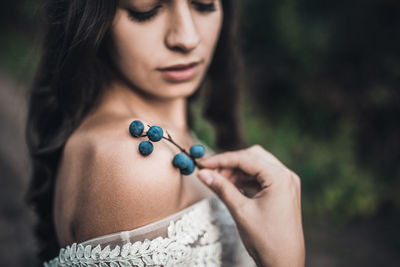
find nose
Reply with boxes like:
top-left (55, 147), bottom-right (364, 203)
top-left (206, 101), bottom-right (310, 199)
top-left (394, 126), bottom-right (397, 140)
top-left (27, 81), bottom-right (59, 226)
top-left (165, 3), bottom-right (200, 53)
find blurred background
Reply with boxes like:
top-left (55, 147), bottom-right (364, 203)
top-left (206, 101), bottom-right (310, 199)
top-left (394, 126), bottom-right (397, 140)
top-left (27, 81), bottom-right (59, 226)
top-left (0, 0), bottom-right (399, 266)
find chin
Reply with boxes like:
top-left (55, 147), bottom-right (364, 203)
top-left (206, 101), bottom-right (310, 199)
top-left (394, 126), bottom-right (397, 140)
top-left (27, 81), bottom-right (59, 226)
top-left (157, 80), bottom-right (202, 99)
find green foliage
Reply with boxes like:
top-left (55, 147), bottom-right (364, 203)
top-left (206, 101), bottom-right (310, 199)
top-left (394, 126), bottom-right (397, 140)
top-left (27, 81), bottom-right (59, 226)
top-left (238, 0), bottom-right (400, 220)
top-left (0, 29), bottom-right (40, 81)
top-left (189, 94), bottom-right (216, 149)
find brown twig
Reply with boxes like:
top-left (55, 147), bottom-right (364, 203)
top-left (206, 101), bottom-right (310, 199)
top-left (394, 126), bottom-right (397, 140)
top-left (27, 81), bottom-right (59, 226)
top-left (142, 125), bottom-right (204, 169)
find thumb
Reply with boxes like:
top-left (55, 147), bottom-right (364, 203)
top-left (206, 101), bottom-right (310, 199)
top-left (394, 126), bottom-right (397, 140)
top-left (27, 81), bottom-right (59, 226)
top-left (197, 169), bottom-right (248, 214)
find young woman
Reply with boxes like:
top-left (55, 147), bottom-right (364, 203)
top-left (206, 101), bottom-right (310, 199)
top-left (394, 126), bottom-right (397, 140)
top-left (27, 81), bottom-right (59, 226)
top-left (26, 0), bottom-right (305, 266)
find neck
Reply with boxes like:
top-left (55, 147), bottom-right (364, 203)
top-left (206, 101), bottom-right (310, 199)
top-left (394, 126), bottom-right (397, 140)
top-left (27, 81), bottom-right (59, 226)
top-left (100, 80), bottom-right (190, 136)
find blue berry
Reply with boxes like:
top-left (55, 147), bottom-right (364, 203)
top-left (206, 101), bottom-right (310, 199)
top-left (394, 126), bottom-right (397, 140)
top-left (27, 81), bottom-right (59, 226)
top-left (147, 126), bottom-right (164, 142)
top-left (138, 141), bottom-right (153, 156)
top-left (172, 153), bottom-right (191, 169)
top-left (190, 144), bottom-right (205, 158)
top-left (180, 159), bottom-right (195, 175)
top-left (129, 120), bottom-right (144, 137)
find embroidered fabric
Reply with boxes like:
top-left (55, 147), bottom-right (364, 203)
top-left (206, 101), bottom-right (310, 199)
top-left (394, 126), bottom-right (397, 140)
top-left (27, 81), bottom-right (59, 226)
top-left (44, 195), bottom-right (256, 266)
top-left (44, 132), bottom-right (257, 266)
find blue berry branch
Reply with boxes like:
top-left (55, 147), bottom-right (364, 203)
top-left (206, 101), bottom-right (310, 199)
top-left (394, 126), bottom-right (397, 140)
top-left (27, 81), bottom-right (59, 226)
top-left (129, 120), bottom-right (205, 175)
top-left (163, 129), bottom-right (205, 169)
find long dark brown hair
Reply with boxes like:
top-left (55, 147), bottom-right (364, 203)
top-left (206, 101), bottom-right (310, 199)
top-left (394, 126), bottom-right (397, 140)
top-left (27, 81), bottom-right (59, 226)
top-left (26, 0), bottom-right (246, 262)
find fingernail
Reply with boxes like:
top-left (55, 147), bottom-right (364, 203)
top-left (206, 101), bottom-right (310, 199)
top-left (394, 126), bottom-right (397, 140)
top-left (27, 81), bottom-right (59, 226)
top-left (198, 170), bottom-right (214, 185)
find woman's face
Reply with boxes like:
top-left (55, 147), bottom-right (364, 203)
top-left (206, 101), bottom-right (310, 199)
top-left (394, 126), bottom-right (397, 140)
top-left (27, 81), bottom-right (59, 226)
top-left (109, 0), bottom-right (223, 100)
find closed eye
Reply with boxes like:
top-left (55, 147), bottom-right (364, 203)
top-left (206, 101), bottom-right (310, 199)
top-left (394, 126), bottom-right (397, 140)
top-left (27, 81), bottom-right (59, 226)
top-left (191, 1), bottom-right (216, 13)
top-left (127, 5), bottom-right (162, 22)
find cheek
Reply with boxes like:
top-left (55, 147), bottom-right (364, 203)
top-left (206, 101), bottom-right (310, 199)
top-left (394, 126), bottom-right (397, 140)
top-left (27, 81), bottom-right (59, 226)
top-left (111, 15), bottom-right (163, 82)
top-left (196, 13), bottom-right (223, 61)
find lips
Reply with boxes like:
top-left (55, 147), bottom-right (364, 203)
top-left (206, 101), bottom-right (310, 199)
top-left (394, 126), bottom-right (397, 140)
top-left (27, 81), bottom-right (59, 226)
top-left (158, 62), bottom-right (200, 82)
top-left (159, 62), bottom-right (199, 71)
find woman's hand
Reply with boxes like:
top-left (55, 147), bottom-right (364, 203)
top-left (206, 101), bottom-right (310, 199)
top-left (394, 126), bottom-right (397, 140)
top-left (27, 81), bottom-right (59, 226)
top-left (197, 145), bottom-right (305, 267)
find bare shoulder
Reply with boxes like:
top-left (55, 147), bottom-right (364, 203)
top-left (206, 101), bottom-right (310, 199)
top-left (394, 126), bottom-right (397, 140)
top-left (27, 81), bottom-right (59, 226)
top-left (55, 115), bottom-right (186, 245)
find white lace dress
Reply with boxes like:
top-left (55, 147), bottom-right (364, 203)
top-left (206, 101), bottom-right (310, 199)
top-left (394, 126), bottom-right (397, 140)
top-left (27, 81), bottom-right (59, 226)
top-left (43, 194), bottom-right (256, 266)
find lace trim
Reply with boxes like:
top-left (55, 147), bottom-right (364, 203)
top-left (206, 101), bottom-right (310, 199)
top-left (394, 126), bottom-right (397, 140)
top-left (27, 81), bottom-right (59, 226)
top-left (44, 198), bottom-right (222, 267)
top-left (81, 196), bottom-right (214, 246)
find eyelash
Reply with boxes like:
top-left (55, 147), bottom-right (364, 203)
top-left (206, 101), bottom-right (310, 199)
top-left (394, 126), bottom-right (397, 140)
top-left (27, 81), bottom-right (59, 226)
top-left (127, 2), bottom-right (216, 22)
top-left (192, 2), bottom-right (216, 12)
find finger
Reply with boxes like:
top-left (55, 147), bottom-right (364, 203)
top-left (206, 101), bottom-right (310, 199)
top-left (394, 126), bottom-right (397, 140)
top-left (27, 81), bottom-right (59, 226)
top-left (218, 168), bottom-right (256, 187)
top-left (197, 169), bottom-right (248, 216)
top-left (218, 168), bottom-right (236, 183)
top-left (250, 145), bottom-right (287, 168)
top-left (199, 150), bottom-right (264, 178)
top-left (203, 151), bottom-right (289, 188)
